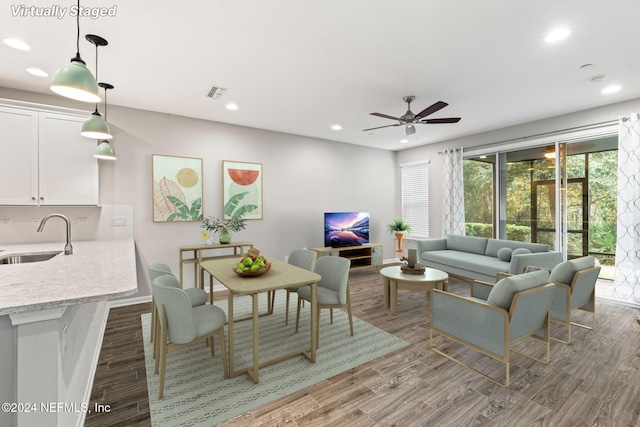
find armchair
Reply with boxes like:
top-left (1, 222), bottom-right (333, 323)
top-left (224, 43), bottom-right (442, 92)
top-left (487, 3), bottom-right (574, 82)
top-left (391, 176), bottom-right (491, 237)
top-left (430, 270), bottom-right (555, 386)
top-left (546, 256), bottom-right (600, 343)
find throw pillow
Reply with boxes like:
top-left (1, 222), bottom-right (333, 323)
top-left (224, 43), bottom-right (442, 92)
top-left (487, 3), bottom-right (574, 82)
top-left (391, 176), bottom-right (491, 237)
top-left (549, 256), bottom-right (596, 284)
top-left (497, 247), bottom-right (513, 262)
top-left (524, 265), bottom-right (551, 274)
top-left (511, 248), bottom-right (532, 258)
top-left (487, 269), bottom-right (550, 310)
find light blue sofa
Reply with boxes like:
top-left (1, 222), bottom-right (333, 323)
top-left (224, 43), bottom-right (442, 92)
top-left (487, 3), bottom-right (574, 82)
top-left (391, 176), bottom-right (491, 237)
top-left (416, 234), bottom-right (563, 282)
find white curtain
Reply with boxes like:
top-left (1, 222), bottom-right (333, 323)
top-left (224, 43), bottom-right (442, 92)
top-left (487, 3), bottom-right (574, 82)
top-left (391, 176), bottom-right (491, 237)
top-left (442, 147), bottom-right (466, 236)
top-left (614, 113), bottom-right (640, 304)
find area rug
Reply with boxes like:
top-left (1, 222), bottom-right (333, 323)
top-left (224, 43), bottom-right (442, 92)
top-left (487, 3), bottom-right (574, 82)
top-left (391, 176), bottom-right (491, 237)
top-left (142, 291), bottom-right (408, 426)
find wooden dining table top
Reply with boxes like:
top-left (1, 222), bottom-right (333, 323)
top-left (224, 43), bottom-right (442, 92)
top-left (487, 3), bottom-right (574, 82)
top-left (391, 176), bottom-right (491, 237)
top-left (200, 257), bottom-right (321, 294)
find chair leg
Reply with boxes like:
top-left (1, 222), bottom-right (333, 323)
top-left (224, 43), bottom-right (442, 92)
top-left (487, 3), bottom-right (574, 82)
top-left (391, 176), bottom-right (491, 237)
top-left (158, 340), bottom-right (167, 399)
top-left (330, 308), bottom-right (333, 324)
top-left (150, 297), bottom-right (156, 344)
top-left (347, 298), bottom-right (354, 336)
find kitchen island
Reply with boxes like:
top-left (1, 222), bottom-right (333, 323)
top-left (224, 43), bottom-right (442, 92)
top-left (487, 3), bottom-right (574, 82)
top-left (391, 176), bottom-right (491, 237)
top-left (0, 238), bottom-right (138, 427)
top-left (0, 239), bottom-right (137, 314)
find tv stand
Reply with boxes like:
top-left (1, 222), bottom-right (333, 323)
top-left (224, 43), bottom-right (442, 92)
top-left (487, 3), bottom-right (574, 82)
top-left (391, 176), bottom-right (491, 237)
top-left (311, 243), bottom-right (383, 270)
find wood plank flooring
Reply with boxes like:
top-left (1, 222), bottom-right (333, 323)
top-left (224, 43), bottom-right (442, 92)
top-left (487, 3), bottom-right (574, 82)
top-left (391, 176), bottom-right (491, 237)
top-left (85, 268), bottom-right (640, 426)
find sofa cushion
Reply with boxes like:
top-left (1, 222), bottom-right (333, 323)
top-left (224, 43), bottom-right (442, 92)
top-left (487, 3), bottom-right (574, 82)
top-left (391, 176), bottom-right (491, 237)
top-left (485, 239), bottom-right (550, 257)
top-left (446, 235), bottom-right (488, 255)
top-left (421, 250), bottom-right (510, 278)
top-left (497, 247), bottom-right (513, 261)
top-left (487, 269), bottom-right (550, 310)
top-left (549, 256), bottom-right (596, 285)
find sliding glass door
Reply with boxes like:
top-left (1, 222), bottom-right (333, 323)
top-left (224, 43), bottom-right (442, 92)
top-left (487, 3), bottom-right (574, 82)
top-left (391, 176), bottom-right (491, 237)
top-left (464, 136), bottom-right (618, 275)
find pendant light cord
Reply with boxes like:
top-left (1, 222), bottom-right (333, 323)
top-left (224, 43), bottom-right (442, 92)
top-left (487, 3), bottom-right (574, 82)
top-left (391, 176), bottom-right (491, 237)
top-left (72, 0), bottom-right (85, 64)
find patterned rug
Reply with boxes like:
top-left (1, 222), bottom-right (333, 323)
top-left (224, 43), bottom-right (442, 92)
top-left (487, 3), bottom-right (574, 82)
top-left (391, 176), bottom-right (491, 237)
top-left (142, 291), bottom-right (409, 426)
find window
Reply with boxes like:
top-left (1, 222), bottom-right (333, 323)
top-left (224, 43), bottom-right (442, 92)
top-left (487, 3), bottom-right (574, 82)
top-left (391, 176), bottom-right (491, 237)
top-left (400, 161), bottom-right (429, 238)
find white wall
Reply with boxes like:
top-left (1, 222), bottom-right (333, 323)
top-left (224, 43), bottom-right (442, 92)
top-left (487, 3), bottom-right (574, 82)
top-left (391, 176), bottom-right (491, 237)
top-left (396, 97), bottom-right (640, 240)
top-left (0, 87), bottom-right (400, 298)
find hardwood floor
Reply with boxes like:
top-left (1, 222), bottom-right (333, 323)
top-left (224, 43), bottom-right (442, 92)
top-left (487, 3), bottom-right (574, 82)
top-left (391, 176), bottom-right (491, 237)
top-left (86, 268), bottom-right (640, 426)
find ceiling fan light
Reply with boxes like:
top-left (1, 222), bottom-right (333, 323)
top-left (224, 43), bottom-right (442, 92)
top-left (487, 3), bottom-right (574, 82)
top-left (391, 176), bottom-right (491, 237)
top-left (51, 59), bottom-right (100, 103)
top-left (405, 124), bottom-right (416, 135)
top-left (81, 110), bottom-right (112, 139)
top-left (94, 140), bottom-right (116, 160)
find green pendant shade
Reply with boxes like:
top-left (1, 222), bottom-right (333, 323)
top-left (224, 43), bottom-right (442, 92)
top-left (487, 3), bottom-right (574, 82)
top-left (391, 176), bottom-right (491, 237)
top-left (50, 58), bottom-right (100, 103)
top-left (94, 140), bottom-right (116, 160)
top-left (81, 109), bottom-right (112, 139)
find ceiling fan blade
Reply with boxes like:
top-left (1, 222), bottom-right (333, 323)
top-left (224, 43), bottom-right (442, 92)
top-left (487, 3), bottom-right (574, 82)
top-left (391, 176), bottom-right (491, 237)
top-left (415, 101), bottom-right (448, 119)
top-left (419, 117), bottom-right (461, 124)
top-left (370, 112), bottom-right (401, 120)
top-left (362, 124), bottom-right (402, 131)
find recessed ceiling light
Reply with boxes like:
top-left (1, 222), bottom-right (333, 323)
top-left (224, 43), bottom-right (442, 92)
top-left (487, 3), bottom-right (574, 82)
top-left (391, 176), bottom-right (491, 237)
top-left (400, 139), bottom-right (409, 144)
top-left (602, 85), bottom-right (621, 94)
top-left (545, 28), bottom-right (571, 43)
top-left (3, 37), bottom-right (31, 51)
top-left (479, 155), bottom-right (487, 159)
top-left (225, 103), bottom-right (239, 110)
top-left (331, 124), bottom-right (342, 131)
top-left (26, 67), bottom-right (48, 77)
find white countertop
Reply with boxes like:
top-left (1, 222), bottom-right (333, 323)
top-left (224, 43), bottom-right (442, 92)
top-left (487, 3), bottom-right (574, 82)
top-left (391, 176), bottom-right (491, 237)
top-left (0, 239), bottom-right (138, 315)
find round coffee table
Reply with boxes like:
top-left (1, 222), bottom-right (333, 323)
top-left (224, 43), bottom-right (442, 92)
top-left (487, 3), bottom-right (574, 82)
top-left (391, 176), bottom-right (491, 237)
top-left (380, 265), bottom-right (449, 312)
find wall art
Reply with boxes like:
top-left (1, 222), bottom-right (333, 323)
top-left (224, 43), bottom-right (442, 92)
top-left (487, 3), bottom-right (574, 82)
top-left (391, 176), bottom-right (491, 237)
top-left (222, 160), bottom-right (263, 220)
top-left (152, 154), bottom-right (203, 222)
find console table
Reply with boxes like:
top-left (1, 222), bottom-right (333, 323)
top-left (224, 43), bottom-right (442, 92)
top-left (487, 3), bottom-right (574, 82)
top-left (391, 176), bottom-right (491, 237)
top-left (179, 242), bottom-right (254, 302)
top-left (310, 243), bottom-right (383, 270)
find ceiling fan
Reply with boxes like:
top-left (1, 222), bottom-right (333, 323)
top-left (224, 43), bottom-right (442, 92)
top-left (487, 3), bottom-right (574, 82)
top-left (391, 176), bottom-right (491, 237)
top-left (363, 96), bottom-right (461, 135)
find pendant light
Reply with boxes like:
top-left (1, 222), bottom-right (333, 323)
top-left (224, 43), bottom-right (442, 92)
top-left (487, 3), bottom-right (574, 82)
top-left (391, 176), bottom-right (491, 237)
top-left (50, 0), bottom-right (100, 102)
top-left (81, 34), bottom-right (112, 139)
top-left (94, 83), bottom-right (116, 160)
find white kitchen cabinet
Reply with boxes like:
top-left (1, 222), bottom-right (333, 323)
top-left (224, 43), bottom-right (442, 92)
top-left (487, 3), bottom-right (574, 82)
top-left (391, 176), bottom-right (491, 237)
top-left (0, 105), bottom-right (99, 205)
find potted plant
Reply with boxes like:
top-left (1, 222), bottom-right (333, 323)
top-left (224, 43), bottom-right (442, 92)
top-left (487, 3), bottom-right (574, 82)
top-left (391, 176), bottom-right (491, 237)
top-left (201, 214), bottom-right (247, 244)
top-left (386, 218), bottom-right (412, 252)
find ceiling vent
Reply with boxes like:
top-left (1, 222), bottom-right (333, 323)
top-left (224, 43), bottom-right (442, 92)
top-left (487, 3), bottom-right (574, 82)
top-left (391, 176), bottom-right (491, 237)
top-left (206, 86), bottom-right (227, 100)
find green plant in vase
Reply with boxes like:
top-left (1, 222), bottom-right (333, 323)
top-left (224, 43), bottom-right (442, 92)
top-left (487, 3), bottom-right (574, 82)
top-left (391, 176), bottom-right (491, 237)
top-left (386, 218), bottom-right (412, 253)
top-left (201, 214), bottom-right (247, 244)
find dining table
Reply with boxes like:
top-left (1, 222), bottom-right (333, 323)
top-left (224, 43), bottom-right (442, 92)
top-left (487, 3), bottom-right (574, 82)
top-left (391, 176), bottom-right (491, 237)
top-left (200, 257), bottom-right (321, 383)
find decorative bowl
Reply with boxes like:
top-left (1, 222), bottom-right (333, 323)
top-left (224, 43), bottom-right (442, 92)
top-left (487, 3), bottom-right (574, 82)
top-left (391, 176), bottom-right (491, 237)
top-left (400, 263), bottom-right (425, 275)
top-left (233, 261), bottom-right (271, 277)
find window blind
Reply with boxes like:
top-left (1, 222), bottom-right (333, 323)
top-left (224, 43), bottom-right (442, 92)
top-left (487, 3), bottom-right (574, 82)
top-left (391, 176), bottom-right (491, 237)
top-left (400, 161), bottom-right (429, 238)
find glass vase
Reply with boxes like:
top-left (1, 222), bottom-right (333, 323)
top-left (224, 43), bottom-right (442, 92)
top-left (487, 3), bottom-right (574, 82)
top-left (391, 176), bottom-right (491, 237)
top-left (219, 231), bottom-right (231, 244)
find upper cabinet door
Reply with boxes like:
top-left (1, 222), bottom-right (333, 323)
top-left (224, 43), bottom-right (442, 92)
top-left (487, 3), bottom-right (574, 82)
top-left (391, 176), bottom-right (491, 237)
top-left (38, 112), bottom-right (99, 205)
top-left (0, 106), bottom-right (39, 205)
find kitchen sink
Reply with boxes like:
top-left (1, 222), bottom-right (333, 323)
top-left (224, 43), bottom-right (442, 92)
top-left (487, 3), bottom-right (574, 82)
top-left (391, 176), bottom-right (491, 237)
top-left (0, 251), bottom-right (62, 265)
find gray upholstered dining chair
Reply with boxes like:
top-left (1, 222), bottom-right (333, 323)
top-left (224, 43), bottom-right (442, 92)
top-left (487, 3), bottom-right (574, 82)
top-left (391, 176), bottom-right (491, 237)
top-left (430, 269), bottom-right (555, 387)
top-left (281, 249), bottom-right (317, 325)
top-left (295, 256), bottom-right (353, 345)
top-left (148, 263), bottom-right (209, 353)
top-left (152, 276), bottom-right (228, 399)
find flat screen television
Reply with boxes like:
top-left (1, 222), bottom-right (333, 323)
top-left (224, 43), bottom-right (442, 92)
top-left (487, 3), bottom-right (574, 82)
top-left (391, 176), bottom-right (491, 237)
top-left (324, 212), bottom-right (370, 247)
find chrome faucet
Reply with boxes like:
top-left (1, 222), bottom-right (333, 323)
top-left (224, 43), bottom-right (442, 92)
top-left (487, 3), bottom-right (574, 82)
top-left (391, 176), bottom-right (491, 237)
top-left (37, 214), bottom-right (73, 255)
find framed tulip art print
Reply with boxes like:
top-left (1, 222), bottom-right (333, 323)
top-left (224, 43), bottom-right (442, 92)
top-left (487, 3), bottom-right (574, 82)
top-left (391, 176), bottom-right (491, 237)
top-left (222, 160), bottom-right (263, 220)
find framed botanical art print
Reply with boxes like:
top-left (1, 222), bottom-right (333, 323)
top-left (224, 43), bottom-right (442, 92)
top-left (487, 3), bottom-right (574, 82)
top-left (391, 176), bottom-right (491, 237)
top-left (152, 154), bottom-right (203, 222)
top-left (222, 160), bottom-right (263, 220)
